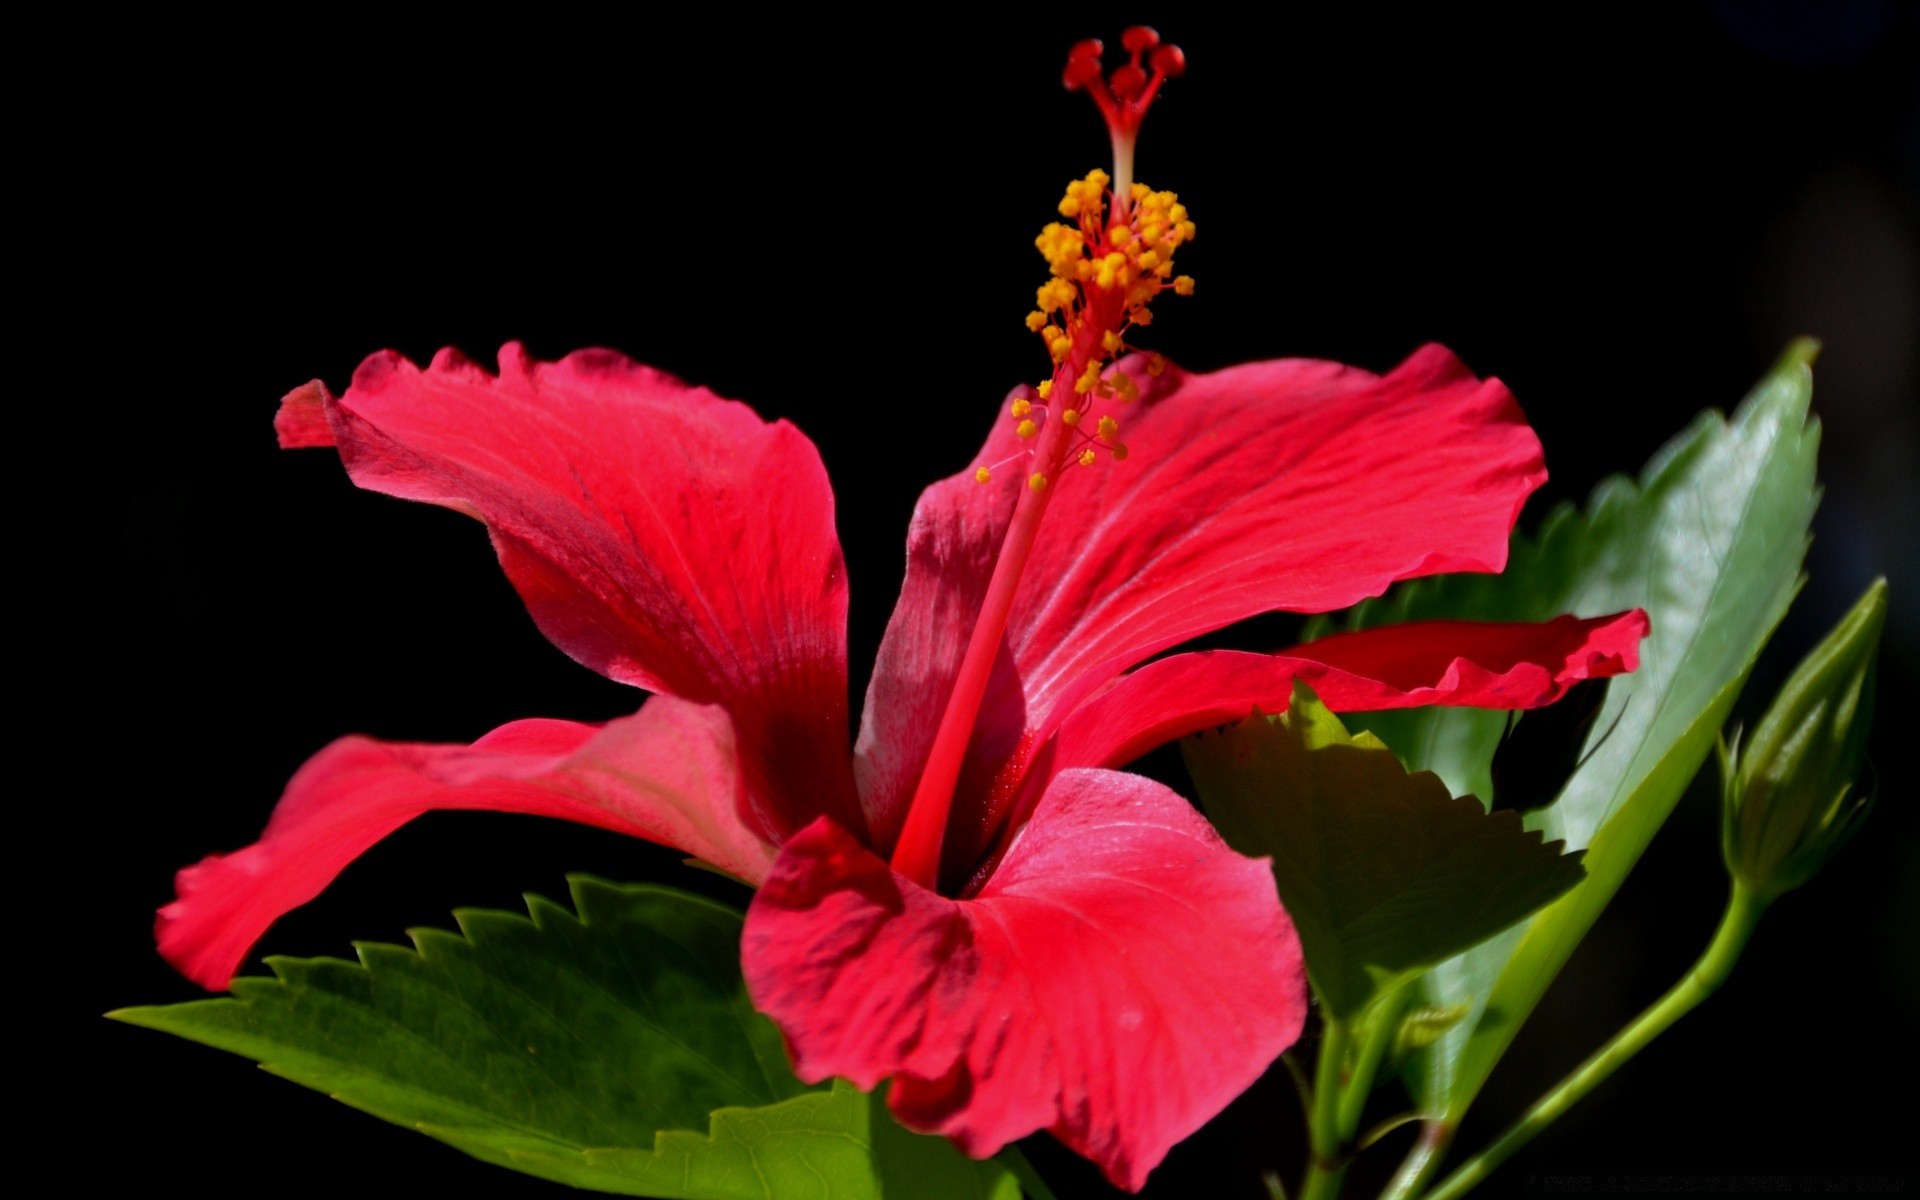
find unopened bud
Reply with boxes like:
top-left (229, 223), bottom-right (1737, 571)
top-left (1721, 579), bottom-right (1886, 899)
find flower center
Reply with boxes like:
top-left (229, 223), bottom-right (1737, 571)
top-left (888, 29), bottom-right (1194, 891)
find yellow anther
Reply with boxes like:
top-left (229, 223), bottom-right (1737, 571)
top-left (975, 467), bottom-right (992, 484)
top-left (1036, 380), bottom-right (1053, 400)
top-left (1097, 415), bottom-right (1120, 440)
top-left (1075, 361), bottom-right (1103, 394)
top-left (1093, 252), bottom-right (1131, 290)
top-left (1062, 408), bottom-right (1081, 426)
top-left (1036, 223), bottom-right (1087, 276)
top-left (1101, 330), bottom-right (1123, 353)
top-left (1011, 398), bottom-right (1033, 418)
top-left (1137, 249), bottom-right (1161, 270)
top-left (1057, 170), bottom-right (1111, 220)
top-left (1079, 448), bottom-right (1098, 467)
top-left (1025, 310), bottom-right (1049, 332)
top-left (1029, 472), bottom-right (1049, 491)
top-left (1037, 279), bottom-right (1074, 312)
top-left (1108, 226), bottom-right (1133, 246)
top-left (1016, 419), bottom-right (1039, 439)
top-left (1111, 443), bottom-right (1130, 461)
top-left (1147, 354), bottom-right (1168, 377)
top-left (1113, 372), bottom-right (1140, 403)
top-left (1130, 182), bottom-right (1151, 201)
top-left (1141, 223), bottom-right (1165, 244)
top-left (1173, 275), bottom-right (1196, 296)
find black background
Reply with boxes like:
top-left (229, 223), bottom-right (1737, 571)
top-left (83, 5), bottom-right (1916, 1197)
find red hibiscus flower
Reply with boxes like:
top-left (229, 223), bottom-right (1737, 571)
top-left (156, 31), bottom-right (1647, 1191)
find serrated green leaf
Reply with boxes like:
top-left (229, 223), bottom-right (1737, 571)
top-left (112, 878), bottom-right (1018, 1200)
top-left (463, 1080), bottom-right (1018, 1200)
top-left (1316, 343), bottom-right (1821, 1117)
top-left (1182, 684), bottom-right (1586, 1019)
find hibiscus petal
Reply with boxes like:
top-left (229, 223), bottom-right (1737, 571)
top-left (743, 768), bottom-right (1305, 1191)
top-left (159, 696), bottom-right (771, 990)
top-left (857, 345), bottom-right (1545, 857)
top-left (1047, 611), bottom-right (1651, 776)
top-left (280, 343), bottom-right (859, 837)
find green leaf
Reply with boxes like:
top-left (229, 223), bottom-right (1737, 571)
top-left (111, 879), bottom-right (1018, 1200)
top-left (1315, 343), bottom-right (1821, 1117)
top-left (1182, 684), bottom-right (1586, 1020)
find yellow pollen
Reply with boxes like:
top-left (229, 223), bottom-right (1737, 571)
top-left (1097, 415), bottom-right (1120, 440)
top-left (1011, 398), bottom-right (1033, 418)
top-left (1016, 419), bottom-right (1039, 439)
top-left (1029, 472), bottom-right (1049, 491)
top-left (1036, 380), bottom-right (1053, 400)
top-left (975, 467), bottom-right (992, 484)
top-left (1147, 354), bottom-right (1168, 377)
top-left (1026, 174), bottom-right (1196, 407)
top-left (1111, 443), bottom-right (1130, 461)
top-left (1079, 448), bottom-right (1097, 467)
top-left (1062, 408), bottom-right (1081, 426)
top-left (1093, 252), bottom-right (1131, 290)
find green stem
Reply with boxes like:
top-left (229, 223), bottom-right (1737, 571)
top-left (1338, 987), bottom-right (1409, 1137)
top-left (1419, 884), bottom-right (1769, 1200)
top-left (1300, 1016), bottom-right (1352, 1200)
top-left (1358, 1112), bottom-right (1422, 1153)
top-left (1381, 1122), bottom-right (1454, 1200)
top-left (1300, 985), bottom-right (1413, 1200)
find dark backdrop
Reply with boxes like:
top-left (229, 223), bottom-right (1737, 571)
top-left (85, 5), bottom-right (1916, 1197)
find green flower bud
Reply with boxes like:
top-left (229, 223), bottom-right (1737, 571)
top-left (1721, 578), bottom-right (1886, 899)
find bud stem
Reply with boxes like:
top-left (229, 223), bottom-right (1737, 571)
top-left (1417, 884), bottom-right (1770, 1200)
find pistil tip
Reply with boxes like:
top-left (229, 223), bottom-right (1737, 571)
top-left (1061, 27), bottom-right (1187, 141)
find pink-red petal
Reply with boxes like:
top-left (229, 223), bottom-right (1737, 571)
top-left (1048, 611), bottom-right (1651, 777)
top-left (743, 769), bottom-right (1305, 1191)
top-left (279, 344), bottom-right (860, 838)
top-left (159, 696), bottom-right (771, 990)
top-left (856, 345), bottom-right (1547, 862)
